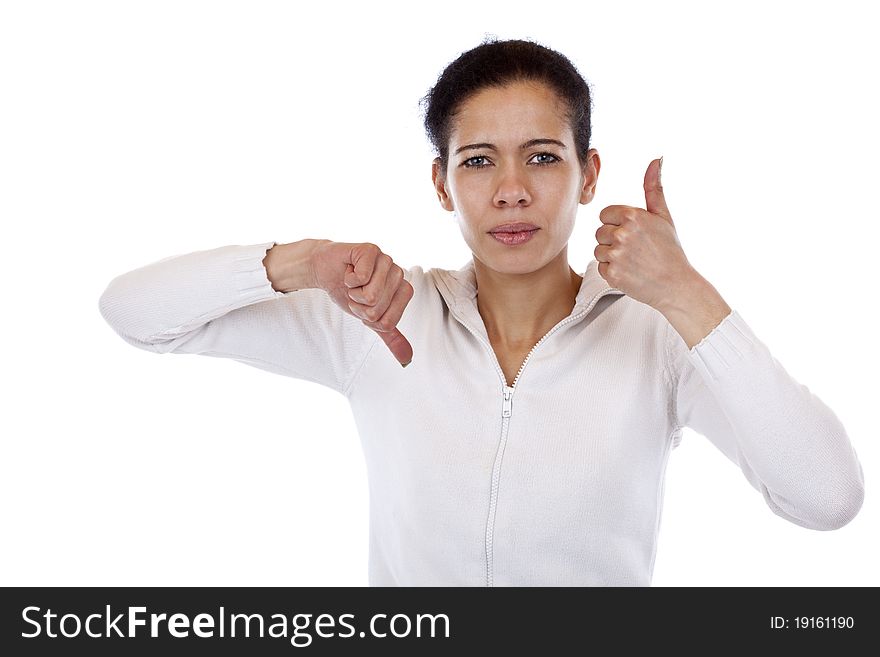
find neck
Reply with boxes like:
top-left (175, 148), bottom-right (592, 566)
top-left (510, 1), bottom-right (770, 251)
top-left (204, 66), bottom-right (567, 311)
top-left (474, 247), bottom-right (583, 350)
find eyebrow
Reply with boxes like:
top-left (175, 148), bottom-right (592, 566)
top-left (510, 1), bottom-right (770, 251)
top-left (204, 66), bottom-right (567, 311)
top-left (453, 138), bottom-right (568, 156)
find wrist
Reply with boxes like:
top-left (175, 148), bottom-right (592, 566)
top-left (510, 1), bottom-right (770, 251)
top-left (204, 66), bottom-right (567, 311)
top-left (658, 272), bottom-right (732, 349)
top-left (656, 268), bottom-right (713, 315)
top-left (263, 239), bottom-right (329, 292)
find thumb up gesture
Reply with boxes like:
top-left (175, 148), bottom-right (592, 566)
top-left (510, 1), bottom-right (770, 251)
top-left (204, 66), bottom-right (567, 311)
top-left (595, 158), bottom-right (697, 312)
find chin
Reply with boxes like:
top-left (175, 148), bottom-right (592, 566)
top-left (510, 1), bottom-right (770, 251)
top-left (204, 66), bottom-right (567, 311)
top-left (473, 251), bottom-right (547, 276)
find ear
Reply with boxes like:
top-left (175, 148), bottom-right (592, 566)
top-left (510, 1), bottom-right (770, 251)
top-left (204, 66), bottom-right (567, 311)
top-left (432, 157), bottom-right (455, 211)
top-left (578, 149), bottom-right (601, 205)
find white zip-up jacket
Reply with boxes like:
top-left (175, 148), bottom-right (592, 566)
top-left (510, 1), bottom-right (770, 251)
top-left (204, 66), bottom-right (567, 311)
top-left (98, 241), bottom-right (865, 586)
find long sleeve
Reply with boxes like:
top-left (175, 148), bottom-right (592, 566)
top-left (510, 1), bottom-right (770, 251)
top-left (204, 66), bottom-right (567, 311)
top-left (667, 309), bottom-right (864, 531)
top-left (97, 241), bottom-right (379, 395)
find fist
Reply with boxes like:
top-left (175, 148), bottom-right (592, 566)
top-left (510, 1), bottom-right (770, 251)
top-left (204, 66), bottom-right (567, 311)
top-left (594, 158), bottom-right (697, 311)
top-left (311, 241), bottom-right (414, 366)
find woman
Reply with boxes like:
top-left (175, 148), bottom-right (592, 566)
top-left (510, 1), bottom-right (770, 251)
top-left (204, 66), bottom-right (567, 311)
top-left (98, 38), bottom-right (864, 586)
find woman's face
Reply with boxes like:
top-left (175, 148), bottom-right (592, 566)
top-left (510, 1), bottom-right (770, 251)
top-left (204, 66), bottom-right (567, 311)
top-left (432, 79), bottom-right (600, 275)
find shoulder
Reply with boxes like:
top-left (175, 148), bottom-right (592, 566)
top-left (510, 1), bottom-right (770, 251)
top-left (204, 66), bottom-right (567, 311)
top-left (599, 293), bottom-right (671, 340)
top-left (401, 264), bottom-right (434, 299)
top-left (405, 262), bottom-right (476, 311)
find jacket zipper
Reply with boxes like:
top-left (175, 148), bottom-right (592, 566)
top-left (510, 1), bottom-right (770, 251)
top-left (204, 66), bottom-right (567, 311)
top-left (447, 288), bottom-right (620, 587)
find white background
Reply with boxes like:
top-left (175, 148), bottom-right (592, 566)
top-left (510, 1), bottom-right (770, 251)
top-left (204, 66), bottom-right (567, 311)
top-left (1, 0), bottom-right (877, 586)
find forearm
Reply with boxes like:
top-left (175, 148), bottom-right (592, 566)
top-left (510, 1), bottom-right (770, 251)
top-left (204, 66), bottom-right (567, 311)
top-left (263, 239), bottom-right (330, 293)
top-left (99, 241), bottom-right (284, 350)
top-left (677, 311), bottom-right (864, 529)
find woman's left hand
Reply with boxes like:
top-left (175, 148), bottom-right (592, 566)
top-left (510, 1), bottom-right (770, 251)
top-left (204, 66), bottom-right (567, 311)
top-left (594, 158), bottom-right (699, 313)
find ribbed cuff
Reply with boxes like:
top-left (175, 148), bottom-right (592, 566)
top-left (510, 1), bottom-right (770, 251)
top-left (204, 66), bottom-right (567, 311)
top-left (687, 310), bottom-right (757, 382)
top-left (232, 241), bottom-right (287, 303)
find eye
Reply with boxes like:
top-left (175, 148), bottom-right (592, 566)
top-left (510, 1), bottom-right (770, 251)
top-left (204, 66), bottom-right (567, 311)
top-left (530, 152), bottom-right (561, 165)
top-left (461, 156), bottom-right (491, 168)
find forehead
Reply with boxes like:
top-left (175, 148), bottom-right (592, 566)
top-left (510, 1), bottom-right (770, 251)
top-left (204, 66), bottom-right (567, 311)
top-left (450, 80), bottom-right (570, 144)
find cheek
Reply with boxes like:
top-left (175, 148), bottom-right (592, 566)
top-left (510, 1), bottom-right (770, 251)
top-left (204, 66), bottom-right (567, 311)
top-left (537, 168), bottom-right (580, 199)
top-left (541, 184), bottom-right (581, 222)
top-left (449, 174), bottom-right (480, 202)
top-left (449, 185), bottom-right (483, 225)
top-left (452, 208), bottom-right (476, 240)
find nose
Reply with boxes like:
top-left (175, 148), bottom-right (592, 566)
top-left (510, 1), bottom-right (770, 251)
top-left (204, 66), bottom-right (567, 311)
top-left (492, 166), bottom-right (532, 208)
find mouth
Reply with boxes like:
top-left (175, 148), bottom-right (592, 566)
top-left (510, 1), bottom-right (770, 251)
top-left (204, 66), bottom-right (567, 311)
top-left (489, 228), bottom-right (539, 246)
top-left (488, 222), bottom-right (540, 234)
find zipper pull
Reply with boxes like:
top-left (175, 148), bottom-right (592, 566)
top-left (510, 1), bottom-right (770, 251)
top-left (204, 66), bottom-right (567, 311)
top-left (502, 387), bottom-right (513, 418)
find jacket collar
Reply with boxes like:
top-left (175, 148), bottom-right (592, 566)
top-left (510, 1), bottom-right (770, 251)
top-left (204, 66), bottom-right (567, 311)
top-left (429, 259), bottom-right (624, 341)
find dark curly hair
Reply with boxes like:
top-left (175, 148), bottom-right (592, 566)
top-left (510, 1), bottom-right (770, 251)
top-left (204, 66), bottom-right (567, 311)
top-left (419, 37), bottom-right (594, 176)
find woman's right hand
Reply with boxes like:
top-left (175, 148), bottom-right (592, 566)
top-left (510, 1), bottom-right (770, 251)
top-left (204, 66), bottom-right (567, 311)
top-left (310, 240), bottom-right (414, 366)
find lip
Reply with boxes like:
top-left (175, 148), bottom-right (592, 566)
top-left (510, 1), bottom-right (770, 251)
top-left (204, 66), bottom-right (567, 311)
top-left (488, 222), bottom-right (540, 234)
top-left (490, 229), bottom-right (539, 246)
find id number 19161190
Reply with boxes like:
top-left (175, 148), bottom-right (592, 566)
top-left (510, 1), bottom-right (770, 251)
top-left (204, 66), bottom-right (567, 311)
top-left (770, 616), bottom-right (854, 629)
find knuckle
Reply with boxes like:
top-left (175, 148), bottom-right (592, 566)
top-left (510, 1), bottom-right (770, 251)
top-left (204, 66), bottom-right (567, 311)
top-left (376, 316), bottom-right (395, 332)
